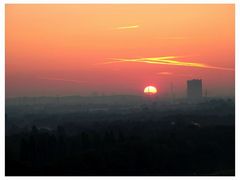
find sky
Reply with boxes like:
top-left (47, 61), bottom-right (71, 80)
top-left (5, 4), bottom-right (235, 97)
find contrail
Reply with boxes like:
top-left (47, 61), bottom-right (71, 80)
top-left (38, 77), bottom-right (87, 84)
top-left (157, 37), bottom-right (186, 40)
top-left (103, 56), bottom-right (234, 71)
top-left (156, 72), bottom-right (194, 77)
top-left (115, 25), bottom-right (139, 30)
top-left (157, 72), bottom-right (173, 75)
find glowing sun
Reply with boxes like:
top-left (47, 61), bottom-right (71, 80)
top-left (144, 86), bottom-right (157, 95)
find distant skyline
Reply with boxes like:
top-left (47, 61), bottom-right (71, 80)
top-left (6, 4), bottom-right (235, 97)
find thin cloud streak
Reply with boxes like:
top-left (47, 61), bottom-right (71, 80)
top-left (157, 72), bottom-right (173, 75)
top-left (157, 37), bottom-right (186, 40)
top-left (156, 72), bottom-right (194, 77)
top-left (38, 77), bottom-right (87, 84)
top-left (115, 25), bottom-right (139, 30)
top-left (104, 56), bottom-right (234, 71)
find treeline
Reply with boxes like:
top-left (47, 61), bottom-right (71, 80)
top-left (6, 122), bottom-right (235, 175)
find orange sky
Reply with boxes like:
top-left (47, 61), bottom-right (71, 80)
top-left (5, 4), bottom-right (235, 97)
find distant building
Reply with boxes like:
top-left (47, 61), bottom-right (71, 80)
top-left (187, 79), bottom-right (202, 99)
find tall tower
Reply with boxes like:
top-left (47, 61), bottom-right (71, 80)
top-left (187, 79), bottom-right (202, 99)
top-left (170, 83), bottom-right (175, 101)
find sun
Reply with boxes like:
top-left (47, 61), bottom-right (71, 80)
top-left (144, 86), bottom-right (157, 95)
